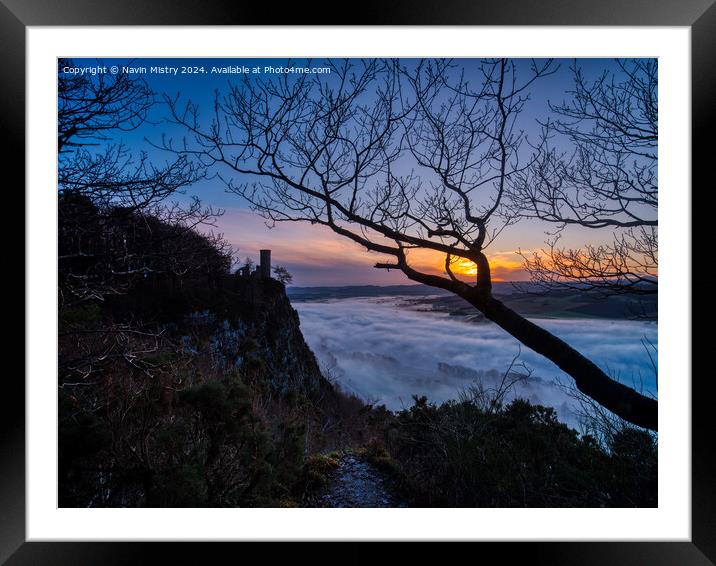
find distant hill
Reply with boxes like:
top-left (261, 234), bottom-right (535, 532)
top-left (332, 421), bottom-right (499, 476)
top-left (410, 289), bottom-right (656, 321)
top-left (288, 283), bottom-right (657, 320)
top-left (287, 284), bottom-right (444, 300)
top-left (287, 282), bottom-right (527, 301)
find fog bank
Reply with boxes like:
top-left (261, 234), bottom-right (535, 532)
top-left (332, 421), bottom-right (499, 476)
top-left (294, 297), bottom-right (658, 427)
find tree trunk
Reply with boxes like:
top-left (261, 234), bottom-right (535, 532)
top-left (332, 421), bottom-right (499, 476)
top-left (474, 295), bottom-right (657, 431)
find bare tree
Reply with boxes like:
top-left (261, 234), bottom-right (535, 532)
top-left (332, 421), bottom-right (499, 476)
top-left (58, 58), bottom-right (154, 153)
top-left (58, 58), bottom-right (202, 211)
top-left (510, 59), bottom-right (657, 297)
top-left (58, 60), bottom-right (233, 507)
top-left (164, 58), bottom-right (657, 430)
top-left (58, 59), bottom-right (229, 307)
top-left (273, 265), bottom-right (294, 285)
top-left (460, 346), bottom-right (533, 415)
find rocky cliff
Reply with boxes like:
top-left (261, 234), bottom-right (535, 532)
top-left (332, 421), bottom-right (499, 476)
top-left (191, 276), bottom-right (330, 397)
top-left (59, 274), bottom-right (345, 507)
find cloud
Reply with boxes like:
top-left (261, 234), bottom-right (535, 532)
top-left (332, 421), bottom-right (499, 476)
top-left (215, 209), bottom-right (409, 286)
top-left (294, 297), bottom-right (658, 427)
top-left (212, 208), bottom-right (533, 286)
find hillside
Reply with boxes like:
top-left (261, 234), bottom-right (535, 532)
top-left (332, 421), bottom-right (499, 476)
top-left (59, 273), bottom-right (392, 507)
top-left (57, 196), bottom-right (382, 507)
top-left (289, 283), bottom-right (657, 320)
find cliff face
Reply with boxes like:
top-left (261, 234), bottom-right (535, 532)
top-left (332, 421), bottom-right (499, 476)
top-left (256, 280), bottom-right (328, 395)
top-left (57, 196), bottom-right (369, 508)
top-left (59, 274), bottom-right (340, 507)
top-left (201, 277), bottom-right (329, 397)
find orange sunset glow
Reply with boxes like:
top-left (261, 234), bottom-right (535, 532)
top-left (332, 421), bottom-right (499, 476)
top-left (404, 248), bottom-right (529, 283)
top-left (216, 209), bottom-right (532, 286)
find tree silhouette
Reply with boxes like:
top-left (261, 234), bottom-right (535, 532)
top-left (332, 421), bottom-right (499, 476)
top-left (165, 59), bottom-right (657, 430)
top-left (273, 265), bottom-right (294, 285)
top-left (58, 58), bottom-right (227, 307)
top-left (510, 59), bottom-right (657, 297)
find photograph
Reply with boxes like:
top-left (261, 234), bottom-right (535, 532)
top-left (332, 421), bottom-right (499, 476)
top-left (57, 56), bottom-right (659, 509)
top-left (5, 0), bottom-right (710, 559)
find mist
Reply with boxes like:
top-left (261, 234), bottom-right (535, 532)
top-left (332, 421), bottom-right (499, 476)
top-left (294, 297), bottom-right (658, 427)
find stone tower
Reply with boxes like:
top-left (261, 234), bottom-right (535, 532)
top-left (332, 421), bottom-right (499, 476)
top-left (259, 249), bottom-right (271, 279)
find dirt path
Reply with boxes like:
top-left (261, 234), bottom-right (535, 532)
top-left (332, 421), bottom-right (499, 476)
top-left (307, 454), bottom-right (407, 508)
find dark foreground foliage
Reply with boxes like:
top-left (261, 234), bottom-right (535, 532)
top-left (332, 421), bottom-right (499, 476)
top-left (58, 196), bottom-right (386, 507)
top-left (378, 395), bottom-right (657, 508)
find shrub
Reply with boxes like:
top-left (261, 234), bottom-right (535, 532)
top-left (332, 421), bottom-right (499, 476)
top-left (384, 395), bottom-right (655, 507)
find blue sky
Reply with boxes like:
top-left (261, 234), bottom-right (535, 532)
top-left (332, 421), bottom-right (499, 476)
top-left (60, 57), bottom-right (654, 286)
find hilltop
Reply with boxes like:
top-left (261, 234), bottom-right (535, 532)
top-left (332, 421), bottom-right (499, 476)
top-left (288, 283), bottom-right (657, 320)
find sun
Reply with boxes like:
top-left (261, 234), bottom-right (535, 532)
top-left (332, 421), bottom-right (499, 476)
top-left (451, 258), bottom-right (478, 276)
top-left (406, 248), bottom-right (525, 282)
top-left (445, 253), bottom-right (526, 282)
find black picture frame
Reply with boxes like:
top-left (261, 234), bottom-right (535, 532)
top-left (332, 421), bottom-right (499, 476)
top-left (5, 1), bottom-right (711, 563)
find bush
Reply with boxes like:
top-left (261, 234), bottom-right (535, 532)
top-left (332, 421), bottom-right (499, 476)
top-left (384, 395), bottom-right (656, 507)
top-left (606, 428), bottom-right (658, 506)
top-left (302, 454), bottom-right (340, 490)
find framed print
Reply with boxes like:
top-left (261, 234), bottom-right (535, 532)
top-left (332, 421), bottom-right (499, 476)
top-left (6, 0), bottom-right (712, 563)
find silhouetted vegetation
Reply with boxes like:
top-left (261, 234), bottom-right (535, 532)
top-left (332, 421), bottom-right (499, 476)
top-left (58, 199), bottom-right (383, 506)
top-left (273, 265), bottom-right (294, 285)
top-left (378, 393), bottom-right (656, 507)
